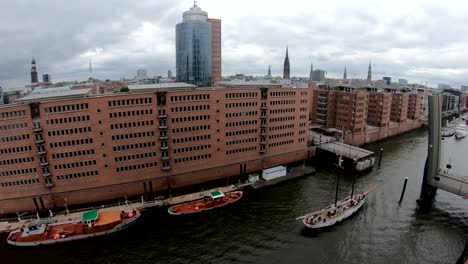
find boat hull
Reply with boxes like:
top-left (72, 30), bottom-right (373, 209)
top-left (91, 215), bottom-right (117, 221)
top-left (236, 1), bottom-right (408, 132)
top-left (303, 197), bottom-right (365, 229)
top-left (7, 211), bottom-right (140, 247)
top-left (168, 191), bottom-right (243, 215)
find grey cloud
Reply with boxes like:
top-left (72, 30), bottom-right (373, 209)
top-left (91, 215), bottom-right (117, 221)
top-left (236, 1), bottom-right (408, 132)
top-left (1, 0), bottom-right (468, 88)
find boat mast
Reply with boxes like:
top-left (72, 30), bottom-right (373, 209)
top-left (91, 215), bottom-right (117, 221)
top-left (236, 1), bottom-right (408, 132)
top-left (350, 158), bottom-right (357, 198)
top-left (335, 155), bottom-right (342, 207)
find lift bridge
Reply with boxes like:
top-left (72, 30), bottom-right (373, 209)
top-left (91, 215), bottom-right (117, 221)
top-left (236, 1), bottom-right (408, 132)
top-left (419, 95), bottom-right (468, 204)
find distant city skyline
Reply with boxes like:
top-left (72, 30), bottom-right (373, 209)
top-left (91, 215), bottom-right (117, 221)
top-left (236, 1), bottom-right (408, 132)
top-left (1, 0), bottom-right (468, 88)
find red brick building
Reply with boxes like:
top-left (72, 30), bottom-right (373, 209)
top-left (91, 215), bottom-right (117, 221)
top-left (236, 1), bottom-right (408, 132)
top-left (0, 84), bottom-right (310, 215)
top-left (407, 93), bottom-right (421, 120)
top-left (367, 92), bottom-right (391, 127)
top-left (390, 93), bottom-right (409, 123)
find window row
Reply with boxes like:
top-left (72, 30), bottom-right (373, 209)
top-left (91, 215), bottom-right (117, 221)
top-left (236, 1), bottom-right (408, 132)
top-left (300, 107), bottom-right (307, 112)
top-left (174, 144), bottom-right (211, 154)
top-left (226, 102), bottom-right (258, 108)
top-left (300, 115), bottom-right (307, 120)
top-left (0, 156), bottom-right (34, 166)
top-left (226, 129), bottom-right (258, 137)
top-left (56, 170), bottom-right (99, 181)
top-left (269, 139), bottom-right (294, 147)
top-left (109, 109), bottom-right (153, 118)
top-left (0, 145), bottom-right (32, 154)
top-left (0, 134), bottom-right (29, 143)
top-left (270, 108), bottom-right (295, 114)
top-left (225, 92), bottom-right (258, 99)
top-left (173, 134), bottom-right (210, 144)
top-left (226, 120), bottom-right (257, 127)
top-left (0, 167), bottom-right (37, 177)
top-left (270, 91), bottom-right (296, 97)
top-left (171, 115), bottom-right (210, 123)
top-left (226, 137), bottom-right (257, 146)
top-left (108, 98), bottom-right (152, 107)
top-left (48, 127), bottom-right (92, 137)
top-left (49, 138), bottom-right (93, 149)
top-left (115, 152), bottom-right (157, 163)
top-left (300, 91), bottom-right (308, 96)
top-left (269, 132), bottom-right (294, 139)
top-left (299, 138), bottom-right (306, 142)
top-left (0, 110), bottom-right (26, 120)
top-left (113, 141), bottom-right (156, 152)
top-left (269, 116), bottom-right (295, 123)
top-left (171, 105), bottom-right (210, 113)
top-left (0, 122), bottom-right (27, 131)
top-left (54, 160), bottom-right (96, 170)
top-left (300, 99), bottom-right (307, 104)
top-left (52, 149), bottom-right (95, 160)
top-left (116, 162), bottom-right (158, 172)
top-left (269, 124), bottom-right (294, 131)
top-left (46, 115), bottom-right (90, 125)
top-left (110, 120), bottom-right (154, 130)
top-left (170, 94), bottom-right (209, 102)
top-left (299, 130), bottom-right (307, 135)
top-left (299, 122), bottom-right (307, 127)
top-left (174, 154), bottom-right (211, 164)
top-left (226, 111), bottom-right (258, 118)
top-left (226, 146), bottom-right (257, 155)
top-left (0, 178), bottom-right (40, 188)
top-left (112, 131), bottom-right (155, 141)
top-left (45, 103), bottom-right (88, 113)
top-left (172, 125), bottom-right (211, 134)
top-left (270, 100), bottom-right (295, 105)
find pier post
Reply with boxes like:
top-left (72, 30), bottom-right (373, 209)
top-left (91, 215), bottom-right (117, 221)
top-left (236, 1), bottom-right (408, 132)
top-left (378, 148), bottom-right (384, 167)
top-left (398, 177), bottom-right (408, 204)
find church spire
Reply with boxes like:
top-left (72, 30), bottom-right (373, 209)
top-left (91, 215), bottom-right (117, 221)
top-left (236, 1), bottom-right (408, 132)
top-left (367, 60), bottom-right (372, 82)
top-left (343, 65), bottom-right (347, 80)
top-left (283, 46), bottom-right (290, 79)
top-left (31, 57), bottom-right (38, 84)
top-left (267, 65), bottom-right (271, 78)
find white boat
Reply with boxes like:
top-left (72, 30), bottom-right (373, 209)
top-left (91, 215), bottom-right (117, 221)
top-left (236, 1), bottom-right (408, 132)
top-left (300, 187), bottom-right (375, 229)
top-left (455, 124), bottom-right (467, 139)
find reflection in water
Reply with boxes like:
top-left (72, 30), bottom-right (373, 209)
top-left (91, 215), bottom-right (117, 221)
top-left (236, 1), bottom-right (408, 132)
top-left (0, 129), bottom-right (466, 264)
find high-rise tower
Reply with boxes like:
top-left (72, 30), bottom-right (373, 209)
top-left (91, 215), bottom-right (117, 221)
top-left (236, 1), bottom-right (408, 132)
top-left (31, 57), bottom-right (38, 83)
top-left (309, 64), bottom-right (313, 81)
top-left (367, 60), bottom-right (372, 82)
top-left (283, 46), bottom-right (290, 79)
top-left (207, 18), bottom-right (221, 86)
top-left (176, 2), bottom-right (214, 87)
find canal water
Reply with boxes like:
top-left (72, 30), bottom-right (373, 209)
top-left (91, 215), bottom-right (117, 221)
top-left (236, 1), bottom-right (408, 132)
top-left (1, 129), bottom-right (467, 264)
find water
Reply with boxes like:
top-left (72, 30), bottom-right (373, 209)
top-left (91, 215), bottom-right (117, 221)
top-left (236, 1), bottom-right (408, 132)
top-left (1, 129), bottom-right (467, 264)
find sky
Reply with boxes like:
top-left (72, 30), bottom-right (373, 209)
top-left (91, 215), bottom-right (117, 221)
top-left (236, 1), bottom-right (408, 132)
top-left (1, 0), bottom-right (468, 89)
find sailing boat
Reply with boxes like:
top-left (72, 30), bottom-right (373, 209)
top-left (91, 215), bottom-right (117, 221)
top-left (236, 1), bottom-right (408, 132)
top-left (298, 155), bottom-right (376, 229)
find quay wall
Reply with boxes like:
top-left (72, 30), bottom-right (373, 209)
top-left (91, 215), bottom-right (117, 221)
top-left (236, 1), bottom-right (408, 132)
top-left (344, 119), bottom-right (422, 145)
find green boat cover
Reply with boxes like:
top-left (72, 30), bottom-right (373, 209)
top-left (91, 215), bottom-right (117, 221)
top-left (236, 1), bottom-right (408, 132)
top-left (210, 190), bottom-right (225, 199)
top-left (82, 210), bottom-right (99, 222)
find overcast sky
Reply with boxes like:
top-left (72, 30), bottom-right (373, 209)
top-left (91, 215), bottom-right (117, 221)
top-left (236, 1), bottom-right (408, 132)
top-left (1, 0), bottom-right (468, 89)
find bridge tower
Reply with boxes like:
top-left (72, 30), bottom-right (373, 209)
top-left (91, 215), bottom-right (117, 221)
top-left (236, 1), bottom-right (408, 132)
top-left (418, 95), bottom-right (441, 206)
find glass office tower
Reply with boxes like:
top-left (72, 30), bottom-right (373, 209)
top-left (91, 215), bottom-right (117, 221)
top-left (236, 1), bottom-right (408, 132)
top-left (176, 4), bottom-right (212, 87)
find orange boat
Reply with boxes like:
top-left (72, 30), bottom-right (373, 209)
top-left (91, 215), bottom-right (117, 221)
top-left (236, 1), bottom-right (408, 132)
top-left (7, 209), bottom-right (140, 247)
top-left (168, 190), bottom-right (243, 215)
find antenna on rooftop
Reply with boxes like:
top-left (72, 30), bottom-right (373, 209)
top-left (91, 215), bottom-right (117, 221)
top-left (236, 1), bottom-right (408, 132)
top-left (194, 0), bottom-right (198, 7)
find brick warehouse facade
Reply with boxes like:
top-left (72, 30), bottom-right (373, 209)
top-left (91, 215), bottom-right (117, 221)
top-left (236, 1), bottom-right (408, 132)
top-left (0, 85), bottom-right (311, 215)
